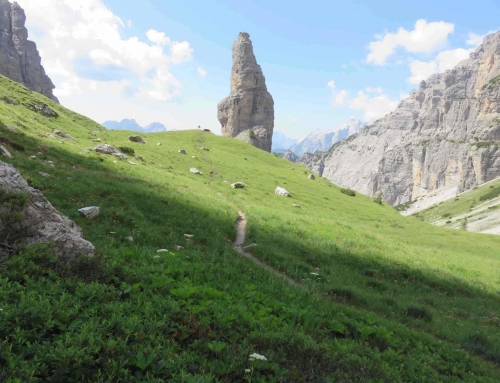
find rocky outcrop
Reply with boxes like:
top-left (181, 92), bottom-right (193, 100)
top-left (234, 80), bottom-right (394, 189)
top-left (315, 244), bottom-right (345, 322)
top-left (282, 149), bottom-right (298, 163)
top-left (0, 0), bottom-right (58, 102)
top-left (302, 32), bottom-right (500, 206)
top-left (217, 32), bottom-right (274, 152)
top-left (0, 161), bottom-right (94, 260)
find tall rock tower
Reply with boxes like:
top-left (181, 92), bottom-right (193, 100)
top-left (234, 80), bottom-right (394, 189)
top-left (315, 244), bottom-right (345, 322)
top-left (0, 0), bottom-right (58, 102)
top-left (217, 32), bottom-right (274, 152)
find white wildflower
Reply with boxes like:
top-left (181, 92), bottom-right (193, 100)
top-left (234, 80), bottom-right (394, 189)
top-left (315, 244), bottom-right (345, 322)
top-left (310, 272), bottom-right (319, 276)
top-left (249, 353), bottom-right (267, 361)
top-left (245, 369), bottom-right (251, 373)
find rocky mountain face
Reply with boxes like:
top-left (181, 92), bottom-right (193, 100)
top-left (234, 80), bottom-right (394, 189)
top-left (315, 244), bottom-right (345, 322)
top-left (291, 117), bottom-right (363, 157)
top-left (0, 0), bottom-right (57, 102)
top-left (102, 119), bottom-right (167, 133)
top-left (217, 32), bottom-right (274, 152)
top-left (301, 32), bottom-right (500, 206)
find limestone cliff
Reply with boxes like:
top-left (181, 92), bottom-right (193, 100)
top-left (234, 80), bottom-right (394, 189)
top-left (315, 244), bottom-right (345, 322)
top-left (217, 32), bottom-right (274, 152)
top-left (301, 31), bottom-right (500, 205)
top-left (0, 0), bottom-right (58, 102)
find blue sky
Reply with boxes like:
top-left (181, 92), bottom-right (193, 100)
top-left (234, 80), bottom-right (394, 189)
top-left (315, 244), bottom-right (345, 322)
top-left (18, 0), bottom-right (500, 139)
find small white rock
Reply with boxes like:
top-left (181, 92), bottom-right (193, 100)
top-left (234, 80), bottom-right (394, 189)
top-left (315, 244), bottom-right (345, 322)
top-left (128, 161), bottom-right (136, 165)
top-left (275, 186), bottom-right (290, 197)
top-left (30, 155), bottom-right (36, 159)
top-left (175, 245), bottom-right (184, 251)
top-left (192, 156), bottom-right (196, 159)
top-left (0, 145), bottom-right (12, 159)
top-left (78, 206), bottom-right (100, 219)
top-left (231, 182), bottom-right (247, 189)
top-left (178, 149), bottom-right (186, 154)
top-left (157, 142), bottom-right (161, 146)
top-left (39, 172), bottom-right (50, 177)
top-left (190, 168), bottom-right (202, 175)
top-left (125, 237), bottom-right (134, 242)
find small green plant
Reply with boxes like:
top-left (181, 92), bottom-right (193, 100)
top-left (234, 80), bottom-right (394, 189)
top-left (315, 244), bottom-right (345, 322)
top-left (461, 217), bottom-right (469, 231)
top-left (445, 220), bottom-right (452, 224)
top-left (118, 146), bottom-right (135, 155)
top-left (406, 305), bottom-right (432, 322)
top-left (248, 130), bottom-right (255, 139)
top-left (340, 188), bottom-right (356, 197)
top-left (0, 189), bottom-right (29, 253)
top-left (442, 213), bottom-right (451, 218)
top-left (374, 191), bottom-right (383, 205)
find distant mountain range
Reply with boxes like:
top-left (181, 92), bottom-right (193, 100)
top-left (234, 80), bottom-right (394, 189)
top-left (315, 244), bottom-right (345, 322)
top-left (102, 119), bottom-right (173, 133)
top-left (271, 117), bottom-right (364, 157)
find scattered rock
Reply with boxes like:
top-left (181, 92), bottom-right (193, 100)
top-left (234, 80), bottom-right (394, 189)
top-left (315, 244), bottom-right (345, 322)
top-left (157, 249), bottom-right (169, 253)
top-left (308, 174), bottom-right (315, 180)
top-left (0, 161), bottom-right (94, 260)
top-left (175, 245), bottom-right (184, 251)
top-left (129, 135), bottom-right (145, 144)
top-left (54, 130), bottom-right (74, 140)
top-left (94, 144), bottom-right (127, 160)
top-left (217, 32), bottom-right (274, 152)
top-left (25, 102), bottom-right (58, 117)
top-left (292, 203), bottom-right (300, 208)
top-left (128, 161), bottom-right (136, 165)
top-left (30, 155), bottom-right (36, 159)
top-left (190, 168), bottom-right (202, 174)
top-left (157, 142), bottom-right (161, 146)
top-left (5, 124), bottom-right (16, 132)
top-left (231, 182), bottom-right (247, 189)
top-left (192, 156), bottom-right (196, 159)
top-left (93, 138), bottom-right (101, 142)
top-left (178, 149), bottom-right (186, 154)
top-left (78, 206), bottom-right (100, 219)
top-left (0, 145), bottom-right (12, 158)
top-left (134, 156), bottom-right (144, 161)
top-left (275, 186), bottom-right (290, 197)
top-left (46, 161), bottom-right (53, 164)
top-left (38, 172), bottom-right (49, 177)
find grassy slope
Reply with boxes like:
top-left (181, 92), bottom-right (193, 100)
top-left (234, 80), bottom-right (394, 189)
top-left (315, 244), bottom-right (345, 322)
top-left (415, 177), bottom-right (500, 232)
top-left (0, 74), bottom-right (500, 381)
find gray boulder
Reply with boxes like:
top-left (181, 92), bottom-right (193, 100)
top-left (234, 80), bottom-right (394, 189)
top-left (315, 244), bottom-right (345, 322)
top-left (308, 174), bottom-right (315, 180)
top-left (94, 144), bottom-right (127, 160)
top-left (78, 206), bottom-right (100, 219)
top-left (0, 144), bottom-right (12, 158)
top-left (0, 161), bottom-right (94, 260)
top-left (0, 0), bottom-right (58, 102)
top-left (129, 135), bottom-right (145, 144)
top-left (217, 32), bottom-right (274, 152)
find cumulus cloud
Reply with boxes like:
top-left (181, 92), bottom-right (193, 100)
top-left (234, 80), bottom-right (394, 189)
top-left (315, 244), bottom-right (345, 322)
top-left (407, 47), bottom-right (473, 84)
top-left (197, 67), bottom-right (207, 77)
top-left (17, 0), bottom-right (192, 102)
top-left (367, 19), bottom-right (454, 65)
top-left (327, 81), bottom-right (402, 123)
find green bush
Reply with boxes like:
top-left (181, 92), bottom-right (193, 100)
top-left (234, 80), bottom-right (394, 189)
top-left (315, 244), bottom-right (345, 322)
top-left (0, 188), bottom-right (29, 253)
top-left (340, 188), bottom-right (356, 197)
top-left (374, 192), bottom-right (383, 205)
top-left (406, 305), bottom-right (432, 322)
top-left (118, 146), bottom-right (135, 155)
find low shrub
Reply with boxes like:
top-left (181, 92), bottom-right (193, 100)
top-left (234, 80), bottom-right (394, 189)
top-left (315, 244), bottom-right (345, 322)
top-left (406, 305), bottom-right (432, 322)
top-left (118, 146), bottom-right (135, 155)
top-left (340, 188), bottom-right (356, 197)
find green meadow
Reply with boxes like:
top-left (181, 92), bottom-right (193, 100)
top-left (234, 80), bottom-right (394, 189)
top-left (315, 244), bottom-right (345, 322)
top-left (1, 74), bottom-right (500, 382)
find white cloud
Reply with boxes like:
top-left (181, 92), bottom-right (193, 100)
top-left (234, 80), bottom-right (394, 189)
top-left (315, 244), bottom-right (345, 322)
top-left (465, 31), bottom-right (498, 47)
top-left (327, 81), bottom-right (402, 123)
top-left (127, 20), bottom-right (132, 28)
top-left (407, 47), bottom-right (473, 84)
top-left (197, 67), bottom-right (207, 77)
top-left (367, 19), bottom-right (454, 65)
top-left (17, 0), bottom-right (192, 100)
top-left (146, 29), bottom-right (171, 47)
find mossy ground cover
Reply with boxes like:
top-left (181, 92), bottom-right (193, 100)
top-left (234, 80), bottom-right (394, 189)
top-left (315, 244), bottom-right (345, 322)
top-left (1, 75), bottom-right (500, 381)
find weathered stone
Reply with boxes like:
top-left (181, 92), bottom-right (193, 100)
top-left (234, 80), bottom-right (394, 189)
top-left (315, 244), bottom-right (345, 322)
top-left (178, 149), bottom-right (186, 154)
top-left (5, 124), bottom-right (16, 132)
top-left (38, 172), bottom-right (49, 177)
top-left (54, 130), bottom-right (73, 140)
top-left (174, 245), bottom-right (184, 251)
top-left (0, 144), bottom-right (11, 158)
top-left (231, 182), bottom-right (246, 189)
top-left (78, 206), bottom-right (100, 219)
top-left (129, 135), bottom-right (145, 144)
top-left (0, 1), bottom-right (58, 102)
top-left (292, 203), bottom-right (300, 208)
top-left (308, 174), bottom-right (315, 180)
top-left (217, 32), bottom-right (274, 152)
top-left (24, 102), bottom-right (58, 117)
top-left (134, 156), bottom-right (144, 161)
top-left (275, 186), bottom-right (290, 197)
top-left (94, 144), bottom-right (127, 160)
top-left (190, 168), bottom-right (202, 174)
top-left (299, 32), bottom-right (500, 206)
top-left (0, 161), bottom-right (94, 260)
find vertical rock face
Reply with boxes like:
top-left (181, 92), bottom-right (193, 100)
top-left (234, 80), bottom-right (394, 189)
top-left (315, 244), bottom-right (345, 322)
top-left (301, 31), bottom-right (500, 206)
top-left (0, 0), bottom-right (58, 102)
top-left (217, 32), bottom-right (274, 152)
